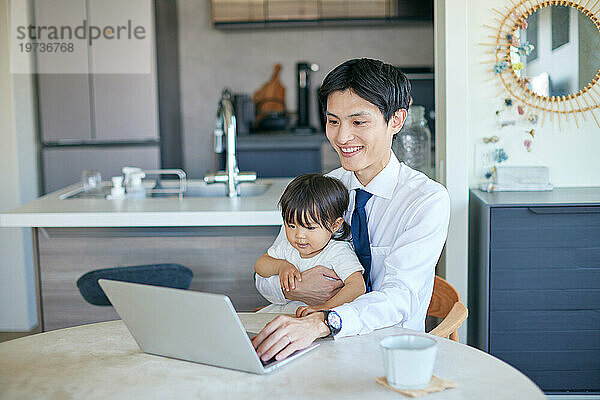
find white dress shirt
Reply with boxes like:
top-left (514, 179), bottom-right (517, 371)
top-left (255, 151), bottom-right (450, 337)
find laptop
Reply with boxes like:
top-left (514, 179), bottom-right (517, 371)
top-left (98, 279), bottom-right (319, 374)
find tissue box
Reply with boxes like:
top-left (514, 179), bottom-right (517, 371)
top-left (495, 166), bottom-right (550, 185)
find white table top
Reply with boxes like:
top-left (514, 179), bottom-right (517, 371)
top-left (0, 179), bottom-right (291, 228)
top-left (0, 313), bottom-right (544, 399)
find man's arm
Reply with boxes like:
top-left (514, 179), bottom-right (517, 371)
top-left (332, 191), bottom-right (450, 338)
top-left (296, 271), bottom-right (366, 317)
top-left (255, 258), bottom-right (344, 306)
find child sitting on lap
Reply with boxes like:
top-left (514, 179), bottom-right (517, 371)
top-left (255, 173), bottom-right (365, 317)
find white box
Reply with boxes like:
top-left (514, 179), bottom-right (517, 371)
top-left (494, 166), bottom-right (550, 185)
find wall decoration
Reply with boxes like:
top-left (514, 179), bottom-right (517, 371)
top-left (481, 0), bottom-right (600, 129)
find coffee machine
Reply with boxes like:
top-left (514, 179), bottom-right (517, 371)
top-left (294, 62), bottom-right (319, 134)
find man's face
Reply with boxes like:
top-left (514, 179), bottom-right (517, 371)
top-left (325, 89), bottom-right (406, 185)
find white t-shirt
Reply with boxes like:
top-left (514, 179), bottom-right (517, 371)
top-left (256, 237), bottom-right (364, 314)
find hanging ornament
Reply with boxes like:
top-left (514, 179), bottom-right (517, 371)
top-left (494, 148), bottom-right (509, 163)
top-left (528, 114), bottom-right (538, 125)
top-left (504, 98), bottom-right (513, 107)
top-left (517, 42), bottom-right (535, 56)
top-left (523, 139), bottom-right (533, 152)
top-left (518, 105), bottom-right (525, 115)
top-left (494, 61), bottom-right (509, 74)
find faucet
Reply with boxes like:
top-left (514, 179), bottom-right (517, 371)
top-left (204, 89), bottom-right (257, 197)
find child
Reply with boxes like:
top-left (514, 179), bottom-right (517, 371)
top-left (254, 173), bottom-right (365, 317)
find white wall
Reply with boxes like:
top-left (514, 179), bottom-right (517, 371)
top-left (435, 0), bottom-right (470, 342)
top-left (0, 0), bottom-right (40, 330)
top-left (177, 0), bottom-right (435, 178)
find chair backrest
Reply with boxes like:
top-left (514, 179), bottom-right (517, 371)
top-left (77, 264), bottom-right (193, 306)
top-left (426, 275), bottom-right (468, 341)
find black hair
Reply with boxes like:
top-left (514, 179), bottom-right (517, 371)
top-left (279, 174), bottom-right (350, 241)
top-left (319, 58), bottom-right (411, 124)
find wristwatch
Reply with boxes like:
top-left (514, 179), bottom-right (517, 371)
top-left (322, 310), bottom-right (342, 338)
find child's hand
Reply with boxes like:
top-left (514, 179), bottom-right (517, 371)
top-left (278, 263), bottom-right (302, 292)
top-left (295, 305), bottom-right (324, 318)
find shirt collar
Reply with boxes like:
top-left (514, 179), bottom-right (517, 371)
top-left (342, 151), bottom-right (401, 200)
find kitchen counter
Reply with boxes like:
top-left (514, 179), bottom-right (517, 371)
top-left (0, 178), bottom-right (292, 228)
top-left (0, 178), bottom-right (293, 330)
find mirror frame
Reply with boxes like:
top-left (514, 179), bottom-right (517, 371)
top-left (485, 0), bottom-right (600, 129)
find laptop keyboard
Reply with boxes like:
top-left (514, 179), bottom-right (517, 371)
top-left (246, 331), bottom-right (287, 368)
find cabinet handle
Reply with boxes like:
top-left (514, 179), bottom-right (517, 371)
top-left (527, 206), bottom-right (600, 214)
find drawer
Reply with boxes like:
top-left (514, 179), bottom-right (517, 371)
top-left (490, 207), bottom-right (600, 249)
top-left (490, 310), bottom-right (600, 332)
top-left (490, 268), bottom-right (600, 291)
top-left (491, 350), bottom-right (600, 372)
top-left (490, 330), bottom-right (600, 352)
top-left (526, 370), bottom-right (600, 392)
top-left (490, 247), bottom-right (600, 271)
top-left (491, 288), bottom-right (600, 311)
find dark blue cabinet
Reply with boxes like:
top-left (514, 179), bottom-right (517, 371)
top-left (468, 189), bottom-right (600, 394)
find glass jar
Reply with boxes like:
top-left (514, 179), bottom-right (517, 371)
top-left (392, 106), bottom-right (432, 177)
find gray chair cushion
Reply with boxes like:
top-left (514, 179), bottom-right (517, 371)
top-left (76, 264), bottom-right (193, 306)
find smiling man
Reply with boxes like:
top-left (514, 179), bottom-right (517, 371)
top-left (252, 58), bottom-right (450, 362)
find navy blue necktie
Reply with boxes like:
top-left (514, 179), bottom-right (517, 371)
top-left (351, 189), bottom-right (373, 292)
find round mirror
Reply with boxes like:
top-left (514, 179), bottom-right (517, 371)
top-left (512, 5), bottom-right (600, 98)
top-left (485, 0), bottom-right (600, 128)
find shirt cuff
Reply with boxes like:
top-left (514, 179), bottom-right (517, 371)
top-left (255, 273), bottom-right (287, 305)
top-left (331, 303), bottom-right (361, 339)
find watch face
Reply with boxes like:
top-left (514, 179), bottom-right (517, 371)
top-left (327, 311), bottom-right (342, 331)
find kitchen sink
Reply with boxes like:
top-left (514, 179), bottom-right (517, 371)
top-left (60, 181), bottom-right (271, 199)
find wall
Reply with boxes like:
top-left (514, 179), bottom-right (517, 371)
top-left (468, 0), bottom-right (600, 188)
top-left (177, 0), bottom-right (435, 178)
top-left (435, 0), bottom-right (470, 342)
top-left (0, 0), bottom-right (40, 330)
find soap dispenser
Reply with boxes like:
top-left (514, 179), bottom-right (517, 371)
top-left (108, 176), bottom-right (126, 199)
top-left (122, 167), bottom-right (147, 198)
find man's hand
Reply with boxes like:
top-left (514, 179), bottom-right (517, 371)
top-left (295, 305), bottom-right (325, 318)
top-left (278, 263), bottom-right (302, 292)
top-left (251, 313), bottom-right (330, 362)
top-left (285, 266), bottom-right (343, 306)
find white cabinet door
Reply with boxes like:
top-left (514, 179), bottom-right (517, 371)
top-left (88, 0), bottom-right (159, 142)
top-left (35, 0), bottom-right (92, 142)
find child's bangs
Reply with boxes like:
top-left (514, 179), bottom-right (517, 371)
top-left (283, 199), bottom-right (323, 229)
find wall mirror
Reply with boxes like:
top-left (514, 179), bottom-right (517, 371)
top-left (484, 0), bottom-right (600, 129)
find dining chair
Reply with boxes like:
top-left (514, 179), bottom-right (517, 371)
top-left (427, 275), bottom-right (469, 341)
top-left (76, 263), bottom-right (193, 306)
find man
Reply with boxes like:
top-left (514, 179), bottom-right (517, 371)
top-left (252, 58), bottom-right (450, 362)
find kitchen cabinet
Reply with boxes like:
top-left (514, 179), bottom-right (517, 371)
top-left (36, 227), bottom-right (277, 331)
top-left (221, 133), bottom-right (326, 177)
top-left (468, 188), bottom-right (600, 394)
top-left (34, 0), bottom-right (160, 193)
top-left (210, 0), bottom-right (432, 29)
top-left (34, 0), bottom-right (158, 144)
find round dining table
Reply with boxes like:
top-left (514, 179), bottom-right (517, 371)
top-left (0, 313), bottom-right (544, 399)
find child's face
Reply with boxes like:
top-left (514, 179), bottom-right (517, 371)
top-left (284, 216), bottom-right (344, 259)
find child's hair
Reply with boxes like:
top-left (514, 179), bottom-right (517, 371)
top-left (279, 174), bottom-right (350, 240)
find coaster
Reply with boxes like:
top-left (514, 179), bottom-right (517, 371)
top-left (375, 375), bottom-right (457, 398)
